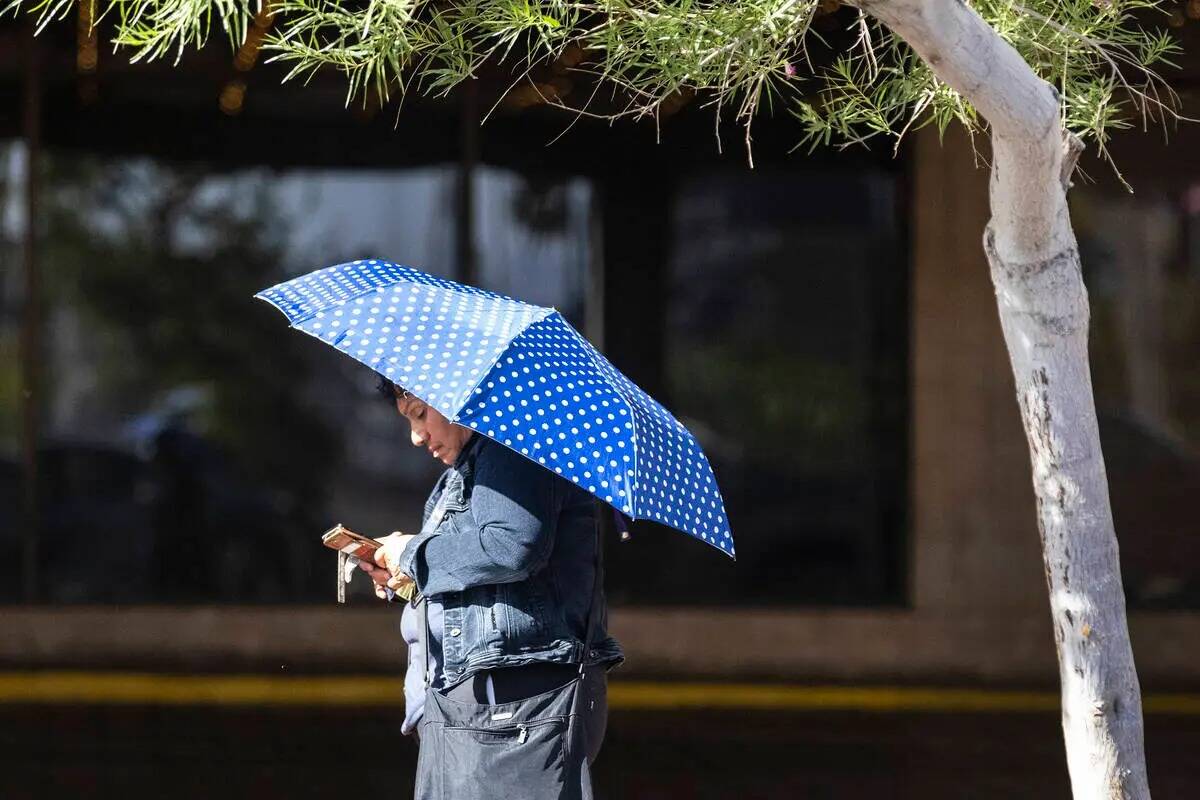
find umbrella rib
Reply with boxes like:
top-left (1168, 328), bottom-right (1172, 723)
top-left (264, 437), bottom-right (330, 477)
top-left (447, 307), bottom-right (556, 424)
top-left (254, 268), bottom-right (536, 329)
top-left (573, 329), bottom-right (641, 520)
top-left (249, 265), bottom-right (412, 327)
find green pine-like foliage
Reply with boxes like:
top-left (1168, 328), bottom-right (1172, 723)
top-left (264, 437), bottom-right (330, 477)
top-left (7, 0), bottom-right (1186, 161)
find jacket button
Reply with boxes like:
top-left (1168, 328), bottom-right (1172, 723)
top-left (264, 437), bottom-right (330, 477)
top-left (450, 627), bottom-right (462, 637)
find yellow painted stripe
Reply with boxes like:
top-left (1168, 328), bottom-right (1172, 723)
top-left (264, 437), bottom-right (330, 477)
top-left (610, 684), bottom-right (1064, 713)
top-left (0, 673), bottom-right (1198, 714)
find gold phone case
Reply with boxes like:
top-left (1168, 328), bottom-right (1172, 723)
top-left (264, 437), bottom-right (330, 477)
top-left (321, 524), bottom-right (381, 560)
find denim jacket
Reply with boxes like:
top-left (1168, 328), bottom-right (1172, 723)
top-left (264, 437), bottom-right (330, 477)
top-left (398, 433), bottom-right (623, 688)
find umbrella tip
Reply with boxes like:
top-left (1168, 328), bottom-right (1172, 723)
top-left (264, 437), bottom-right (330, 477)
top-left (610, 507), bottom-right (631, 542)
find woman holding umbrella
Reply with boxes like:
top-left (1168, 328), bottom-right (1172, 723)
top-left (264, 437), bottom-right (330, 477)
top-left (358, 373), bottom-right (623, 799)
top-left (254, 260), bottom-right (733, 798)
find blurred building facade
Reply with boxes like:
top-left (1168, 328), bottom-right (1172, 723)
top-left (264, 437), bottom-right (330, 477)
top-left (1, 16), bottom-right (1199, 695)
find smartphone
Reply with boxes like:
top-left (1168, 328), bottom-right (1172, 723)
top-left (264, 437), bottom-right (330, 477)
top-left (321, 524), bottom-right (382, 561)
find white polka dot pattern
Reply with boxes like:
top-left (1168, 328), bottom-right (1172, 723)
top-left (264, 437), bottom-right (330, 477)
top-left (256, 259), bottom-right (734, 557)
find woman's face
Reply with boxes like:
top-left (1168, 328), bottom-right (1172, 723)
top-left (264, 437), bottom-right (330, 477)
top-left (396, 394), bottom-right (474, 466)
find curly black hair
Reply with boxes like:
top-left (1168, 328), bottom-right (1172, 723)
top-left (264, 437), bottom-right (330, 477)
top-left (374, 371), bottom-right (410, 405)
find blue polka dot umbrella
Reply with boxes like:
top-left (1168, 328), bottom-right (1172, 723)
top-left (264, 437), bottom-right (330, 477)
top-left (255, 259), bottom-right (734, 557)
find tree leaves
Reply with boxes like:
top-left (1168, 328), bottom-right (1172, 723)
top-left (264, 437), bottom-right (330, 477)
top-left (5, 0), bottom-right (1184, 161)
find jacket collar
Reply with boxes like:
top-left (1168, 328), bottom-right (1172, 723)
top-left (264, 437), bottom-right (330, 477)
top-left (453, 431), bottom-right (483, 469)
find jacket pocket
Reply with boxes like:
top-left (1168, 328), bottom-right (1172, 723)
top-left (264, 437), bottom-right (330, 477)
top-left (499, 580), bottom-right (551, 646)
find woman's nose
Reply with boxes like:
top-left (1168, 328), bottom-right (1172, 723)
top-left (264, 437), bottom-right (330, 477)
top-left (410, 428), bottom-right (426, 447)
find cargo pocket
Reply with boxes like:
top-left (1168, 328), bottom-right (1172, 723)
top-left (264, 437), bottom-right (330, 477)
top-left (442, 717), bottom-right (570, 798)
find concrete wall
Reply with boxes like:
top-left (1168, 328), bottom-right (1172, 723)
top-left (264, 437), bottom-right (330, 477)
top-left (5, 126), bottom-right (1199, 687)
top-left (907, 126), bottom-right (1047, 616)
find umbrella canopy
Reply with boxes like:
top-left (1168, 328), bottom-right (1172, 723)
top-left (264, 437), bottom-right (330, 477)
top-left (255, 260), bottom-right (733, 557)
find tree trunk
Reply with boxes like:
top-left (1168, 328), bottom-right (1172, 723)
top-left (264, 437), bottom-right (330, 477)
top-left (859, 1), bottom-right (1151, 797)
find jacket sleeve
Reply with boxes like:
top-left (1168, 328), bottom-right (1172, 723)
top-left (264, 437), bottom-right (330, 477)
top-left (399, 441), bottom-right (562, 596)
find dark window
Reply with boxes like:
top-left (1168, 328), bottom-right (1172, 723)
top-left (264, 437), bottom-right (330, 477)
top-left (604, 166), bottom-right (909, 606)
top-left (1075, 183), bottom-right (1200, 609)
top-left (0, 145), bottom-right (593, 604)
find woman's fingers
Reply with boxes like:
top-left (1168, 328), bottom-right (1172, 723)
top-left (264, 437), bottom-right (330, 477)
top-left (372, 545), bottom-right (391, 570)
top-left (372, 531), bottom-right (409, 570)
top-left (357, 533), bottom-right (417, 601)
top-left (358, 560), bottom-right (392, 586)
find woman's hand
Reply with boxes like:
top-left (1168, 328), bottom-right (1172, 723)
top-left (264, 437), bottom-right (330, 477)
top-left (358, 531), bottom-right (418, 600)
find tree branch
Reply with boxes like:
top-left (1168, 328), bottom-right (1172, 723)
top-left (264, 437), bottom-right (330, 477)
top-left (855, 0), bottom-right (1070, 263)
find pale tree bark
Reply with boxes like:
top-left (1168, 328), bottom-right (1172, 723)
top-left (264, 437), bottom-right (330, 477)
top-left (856, 0), bottom-right (1150, 798)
